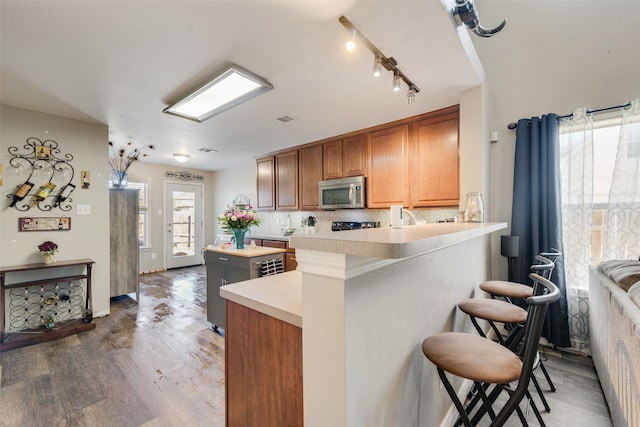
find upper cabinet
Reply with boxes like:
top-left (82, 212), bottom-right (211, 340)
top-left (409, 107), bottom-right (460, 207)
top-left (367, 125), bottom-right (409, 208)
top-left (256, 105), bottom-right (460, 211)
top-left (275, 150), bottom-right (299, 210)
top-left (256, 156), bottom-right (275, 210)
top-left (322, 134), bottom-right (367, 180)
top-left (322, 139), bottom-right (342, 180)
top-left (299, 144), bottom-right (323, 210)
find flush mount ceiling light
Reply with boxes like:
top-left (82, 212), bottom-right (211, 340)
top-left (173, 153), bottom-right (190, 163)
top-left (339, 15), bottom-right (420, 103)
top-left (163, 65), bottom-right (273, 122)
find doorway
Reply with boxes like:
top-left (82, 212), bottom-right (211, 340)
top-left (165, 182), bottom-right (204, 269)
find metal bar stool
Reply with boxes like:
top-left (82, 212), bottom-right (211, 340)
top-left (422, 274), bottom-right (560, 427)
top-left (480, 251), bottom-right (562, 396)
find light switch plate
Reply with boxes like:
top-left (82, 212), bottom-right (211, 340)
top-left (77, 204), bottom-right (91, 215)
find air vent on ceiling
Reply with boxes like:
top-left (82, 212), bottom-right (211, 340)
top-left (198, 148), bottom-right (218, 153)
top-left (275, 115), bottom-right (295, 123)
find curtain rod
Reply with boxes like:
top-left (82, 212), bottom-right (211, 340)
top-left (507, 101), bottom-right (631, 129)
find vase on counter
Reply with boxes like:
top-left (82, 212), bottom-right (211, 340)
top-left (42, 252), bottom-right (57, 264)
top-left (232, 229), bottom-right (246, 249)
top-left (464, 192), bottom-right (485, 222)
top-left (112, 170), bottom-right (128, 188)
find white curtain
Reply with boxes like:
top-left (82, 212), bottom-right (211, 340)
top-left (605, 98), bottom-right (640, 260)
top-left (559, 98), bottom-right (640, 354)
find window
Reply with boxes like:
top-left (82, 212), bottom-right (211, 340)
top-left (109, 179), bottom-right (149, 248)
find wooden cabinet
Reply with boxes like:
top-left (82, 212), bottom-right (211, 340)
top-left (299, 144), bottom-right (323, 210)
top-left (323, 134), bottom-right (366, 180)
top-left (343, 134), bottom-right (367, 177)
top-left (322, 139), bottom-right (343, 179)
top-left (367, 124), bottom-right (409, 208)
top-left (410, 109), bottom-right (460, 207)
top-left (256, 157), bottom-right (275, 210)
top-left (110, 188), bottom-right (139, 300)
top-left (257, 106), bottom-right (460, 211)
top-left (285, 247), bottom-right (297, 272)
top-left (225, 300), bottom-right (303, 427)
top-left (275, 151), bottom-right (299, 210)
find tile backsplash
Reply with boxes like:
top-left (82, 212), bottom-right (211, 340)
top-left (249, 208), bottom-right (460, 236)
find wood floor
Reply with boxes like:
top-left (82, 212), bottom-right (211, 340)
top-left (0, 266), bottom-right (613, 426)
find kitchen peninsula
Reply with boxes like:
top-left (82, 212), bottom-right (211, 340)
top-left (221, 222), bottom-right (507, 427)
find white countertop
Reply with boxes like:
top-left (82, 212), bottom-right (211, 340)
top-left (204, 245), bottom-right (286, 257)
top-left (289, 222), bottom-right (507, 259)
top-left (220, 271), bottom-right (302, 327)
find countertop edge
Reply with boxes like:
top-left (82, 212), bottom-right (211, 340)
top-left (220, 271), bottom-right (302, 328)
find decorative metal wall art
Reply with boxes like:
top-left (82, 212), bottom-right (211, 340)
top-left (7, 138), bottom-right (76, 211)
top-left (165, 171), bottom-right (204, 181)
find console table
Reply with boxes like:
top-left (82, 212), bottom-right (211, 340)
top-left (0, 258), bottom-right (95, 351)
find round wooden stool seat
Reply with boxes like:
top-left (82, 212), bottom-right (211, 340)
top-left (422, 332), bottom-right (522, 384)
top-left (458, 298), bottom-right (528, 324)
top-left (480, 280), bottom-right (533, 299)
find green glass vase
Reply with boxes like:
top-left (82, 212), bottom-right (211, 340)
top-left (232, 229), bottom-right (246, 249)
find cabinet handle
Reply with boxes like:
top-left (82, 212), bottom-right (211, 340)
top-left (218, 257), bottom-right (229, 262)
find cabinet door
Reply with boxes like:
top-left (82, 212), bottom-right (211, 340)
top-left (256, 157), bottom-right (275, 210)
top-left (285, 251), bottom-right (297, 272)
top-left (343, 134), bottom-right (367, 177)
top-left (299, 145), bottom-right (323, 210)
top-left (410, 114), bottom-right (459, 207)
top-left (367, 125), bottom-right (409, 208)
top-left (275, 151), bottom-right (299, 210)
top-left (322, 139), bottom-right (343, 180)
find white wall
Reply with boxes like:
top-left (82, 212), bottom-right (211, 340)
top-left (1, 105), bottom-right (112, 317)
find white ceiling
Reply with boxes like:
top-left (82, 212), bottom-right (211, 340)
top-left (3, 1), bottom-right (637, 172)
top-left (1, 0), bottom-right (480, 171)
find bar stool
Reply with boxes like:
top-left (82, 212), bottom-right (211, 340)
top-left (422, 274), bottom-right (560, 427)
top-left (457, 256), bottom-right (555, 416)
top-left (481, 250), bottom-right (562, 303)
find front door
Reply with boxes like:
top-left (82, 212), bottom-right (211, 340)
top-left (165, 182), bottom-right (203, 269)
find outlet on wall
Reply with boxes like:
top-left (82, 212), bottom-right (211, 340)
top-left (77, 204), bottom-right (91, 215)
top-left (151, 253), bottom-right (156, 260)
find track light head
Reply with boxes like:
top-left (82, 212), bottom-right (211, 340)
top-left (406, 88), bottom-right (416, 104)
top-left (392, 73), bottom-right (401, 93)
top-left (373, 57), bottom-right (382, 78)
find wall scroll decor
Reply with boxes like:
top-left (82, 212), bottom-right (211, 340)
top-left (19, 217), bottom-right (71, 231)
top-left (7, 138), bottom-right (76, 211)
top-left (165, 171), bottom-right (204, 182)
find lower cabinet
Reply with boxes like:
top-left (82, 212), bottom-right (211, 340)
top-left (225, 300), bottom-right (303, 427)
top-left (205, 250), bottom-right (284, 330)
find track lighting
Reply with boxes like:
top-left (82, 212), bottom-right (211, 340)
top-left (339, 15), bottom-right (419, 101)
top-left (393, 73), bottom-right (401, 93)
top-left (373, 56), bottom-right (382, 78)
top-left (406, 88), bottom-right (416, 104)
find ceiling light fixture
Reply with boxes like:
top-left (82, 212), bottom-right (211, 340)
top-left (392, 72), bottom-right (401, 93)
top-left (163, 64), bottom-right (273, 122)
top-left (339, 15), bottom-right (420, 101)
top-left (406, 87), bottom-right (416, 104)
top-left (173, 153), bottom-right (190, 163)
top-left (373, 56), bottom-right (382, 78)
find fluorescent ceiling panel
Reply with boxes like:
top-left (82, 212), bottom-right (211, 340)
top-left (163, 65), bottom-right (273, 122)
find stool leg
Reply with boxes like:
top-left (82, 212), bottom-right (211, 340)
top-left (531, 375), bottom-right (551, 412)
top-left (437, 368), bottom-right (473, 427)
top-left (539, 360), bottom-right (556, 392)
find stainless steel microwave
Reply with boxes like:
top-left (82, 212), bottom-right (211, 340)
top-left (318, 176), bottom-right (365, 209)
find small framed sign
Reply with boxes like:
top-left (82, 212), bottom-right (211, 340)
top-left (19, 217), bottom-right (71, 231)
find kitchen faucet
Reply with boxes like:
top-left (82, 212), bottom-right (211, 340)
top-left (402, 209), bottom-right (416, 225)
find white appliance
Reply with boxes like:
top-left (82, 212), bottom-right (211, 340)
top-left (318, 176), bottom-right (365, 210)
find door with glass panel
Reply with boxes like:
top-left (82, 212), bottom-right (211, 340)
top-left (165, 182), bottom-right (203, 269)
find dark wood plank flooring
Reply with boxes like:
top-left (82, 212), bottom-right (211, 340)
top-left (0, 266), bottom-right (613, 426)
